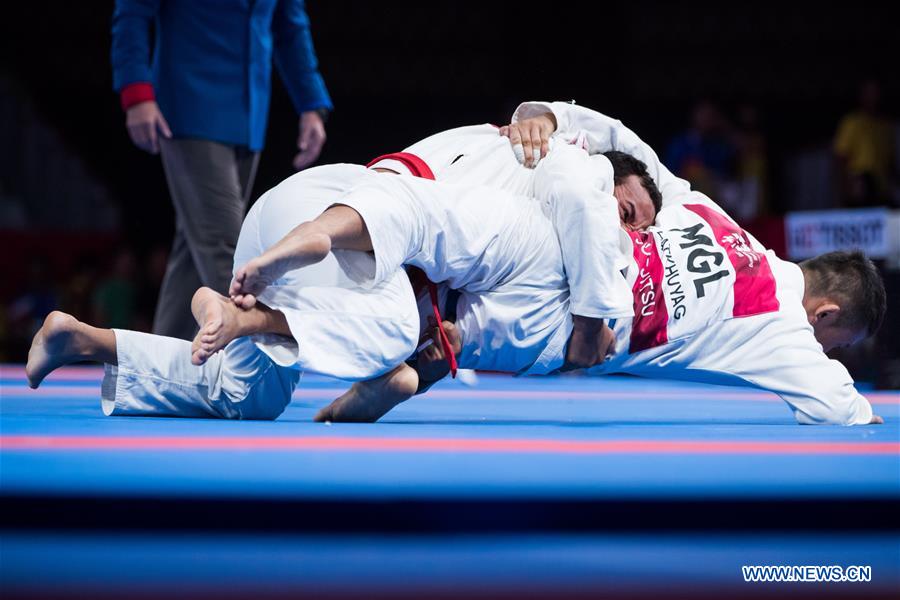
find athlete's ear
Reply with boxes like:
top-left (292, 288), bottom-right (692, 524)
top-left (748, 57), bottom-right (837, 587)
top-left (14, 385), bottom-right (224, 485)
top-left (810, 302), bottom-right (841, 325)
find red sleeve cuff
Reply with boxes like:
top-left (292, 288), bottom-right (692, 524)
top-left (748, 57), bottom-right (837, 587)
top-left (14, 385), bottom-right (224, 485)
top-left (120, 83), bottom-right (155, 111)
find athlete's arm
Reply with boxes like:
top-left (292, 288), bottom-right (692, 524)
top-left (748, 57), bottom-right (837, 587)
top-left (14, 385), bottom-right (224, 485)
top-left (510, 101), bottom-right (693, 206)
top-left (712, 324), bottom-right (877, 426)
top-left (562, 317), bottom-right (617, 371)
top-left (761, 352), bottom-right (876, 426)
top-left (534, 144), bottom-right (634, 322)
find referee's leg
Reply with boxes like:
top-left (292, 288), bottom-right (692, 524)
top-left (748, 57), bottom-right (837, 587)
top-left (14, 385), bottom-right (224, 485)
top-left (153, 138), bottom-right (258, 339)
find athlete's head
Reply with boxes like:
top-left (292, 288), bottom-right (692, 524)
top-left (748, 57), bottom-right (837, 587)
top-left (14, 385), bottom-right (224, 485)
top-left (603, 150), bottom-right (662, 231)
top-left (799, 250), bottom-right (886, 352)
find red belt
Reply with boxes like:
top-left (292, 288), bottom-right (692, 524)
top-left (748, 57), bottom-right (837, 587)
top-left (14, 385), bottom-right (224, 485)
top-left (367, 152), bottom-right (457, 378)
top-left (406, 267), bottom-right (458, 379)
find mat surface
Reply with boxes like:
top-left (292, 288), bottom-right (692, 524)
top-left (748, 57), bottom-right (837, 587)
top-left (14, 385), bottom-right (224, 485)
top-left (2, 365), bottom-right (898, 598)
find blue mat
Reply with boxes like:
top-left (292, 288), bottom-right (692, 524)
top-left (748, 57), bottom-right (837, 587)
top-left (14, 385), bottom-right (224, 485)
top-left (2, 366), bottom-right (897, 500)
top-left (2, 365), bottom-right (898, 597)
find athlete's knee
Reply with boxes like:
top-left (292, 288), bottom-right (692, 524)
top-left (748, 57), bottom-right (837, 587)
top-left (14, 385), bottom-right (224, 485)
top-left (221, 388), bottom-right (291, 421)
top-left (234, 362), bottom-right (299, 421)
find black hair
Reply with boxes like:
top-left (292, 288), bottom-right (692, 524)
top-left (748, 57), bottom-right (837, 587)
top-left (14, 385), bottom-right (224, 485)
top-left (602, 150), bottom-right (663, 215)
top-left (800, 250), bottom-right (887, 337)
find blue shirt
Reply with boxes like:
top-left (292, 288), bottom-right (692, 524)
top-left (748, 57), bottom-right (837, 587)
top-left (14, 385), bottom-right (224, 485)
top-left (111, 0), bottom-right (333, 151)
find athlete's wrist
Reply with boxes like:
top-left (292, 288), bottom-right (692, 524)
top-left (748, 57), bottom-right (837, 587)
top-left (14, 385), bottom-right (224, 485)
top-left (572, 314), bottom-right (604, 333)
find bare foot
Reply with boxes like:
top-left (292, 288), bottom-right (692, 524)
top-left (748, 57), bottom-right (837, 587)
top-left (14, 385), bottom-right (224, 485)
top-left (229, 256), bottom-right (280, 304)
top-left (191, 287), bottom-right (251, 365)
top-left (314, 363), bottom-right (419, 423)
top-left (26, 311), bottom-right (86, 388)
top-left (229, 229), bottom-right (331, 301)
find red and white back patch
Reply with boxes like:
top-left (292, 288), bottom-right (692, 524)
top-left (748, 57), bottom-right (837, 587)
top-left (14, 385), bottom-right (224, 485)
top-left (627, 204), bottom-right (779, 354)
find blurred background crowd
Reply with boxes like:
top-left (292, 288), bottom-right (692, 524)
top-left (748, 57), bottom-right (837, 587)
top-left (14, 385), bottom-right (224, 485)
top-left (1, 1), bottom-right (897, 384)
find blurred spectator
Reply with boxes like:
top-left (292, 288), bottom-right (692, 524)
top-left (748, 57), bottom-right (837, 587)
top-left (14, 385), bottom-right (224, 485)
top-left (665, 100), bottom-right (739, 203)
top-left (731, 103), bottom-right (770, 219)
top-left (5, 256), bottom-right (58, 359)
top-left (59, 255), bottom-right (100, 322)
top-left (833, 79), bottom-right (897, 207)
top-left (0, 245), bottom-right (180, 360)
top-left (92, 249), bottom-right (138, 329)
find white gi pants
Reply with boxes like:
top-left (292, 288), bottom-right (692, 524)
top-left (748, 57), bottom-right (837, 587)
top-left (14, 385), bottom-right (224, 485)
top-left (101, 331), bottom-right (297, 420)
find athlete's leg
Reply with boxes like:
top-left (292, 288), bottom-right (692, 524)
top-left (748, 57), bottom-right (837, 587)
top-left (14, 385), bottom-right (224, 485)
top-left (26, 311), bottom-right (298, 420)
top-left (313, 362), bottom-right (419, 423)
top-left (102, 331), bottom-right (297, 420)
top-left (230, 167), bottom-right (437, 308)
top-left (230, 205), bottom-right (372, 305)
top-left (314, 319), bottom-right (462, 423)
top-left (221, 165), bottom-right (420, 384)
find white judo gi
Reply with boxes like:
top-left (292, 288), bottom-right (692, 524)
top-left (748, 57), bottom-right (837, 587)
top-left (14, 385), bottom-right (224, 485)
top-left (500, 102), bottom-right (875, 425)
top-left (100, 159), bottom-right (578, 418)
top-left (392, 100), bottom-right (874, 425)
top-left (102, 103), bottom-right (874, 425)
top-left (331, 166), bottom-right (571, 375)
top-left (102, 112), bottom-right (644, 419)
top-left (366, 102), bottom-right (875, 425)
top-left (369, 125), bottom-right (634, 321)
top-left (590, 195), bottom-right (874, 425)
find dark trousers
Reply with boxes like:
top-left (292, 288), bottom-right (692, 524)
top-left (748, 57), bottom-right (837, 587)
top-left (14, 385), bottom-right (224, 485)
top-left (153, 138), bottom-right (260, 339)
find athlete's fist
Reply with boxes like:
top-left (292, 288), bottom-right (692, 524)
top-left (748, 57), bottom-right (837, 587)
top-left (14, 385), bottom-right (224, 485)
top-left (415, 317), bottom-right (461, 384)
top-left (500, 112), bottom-right (556, 169)
top-left (561, 316), bottom-right (616, 372)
